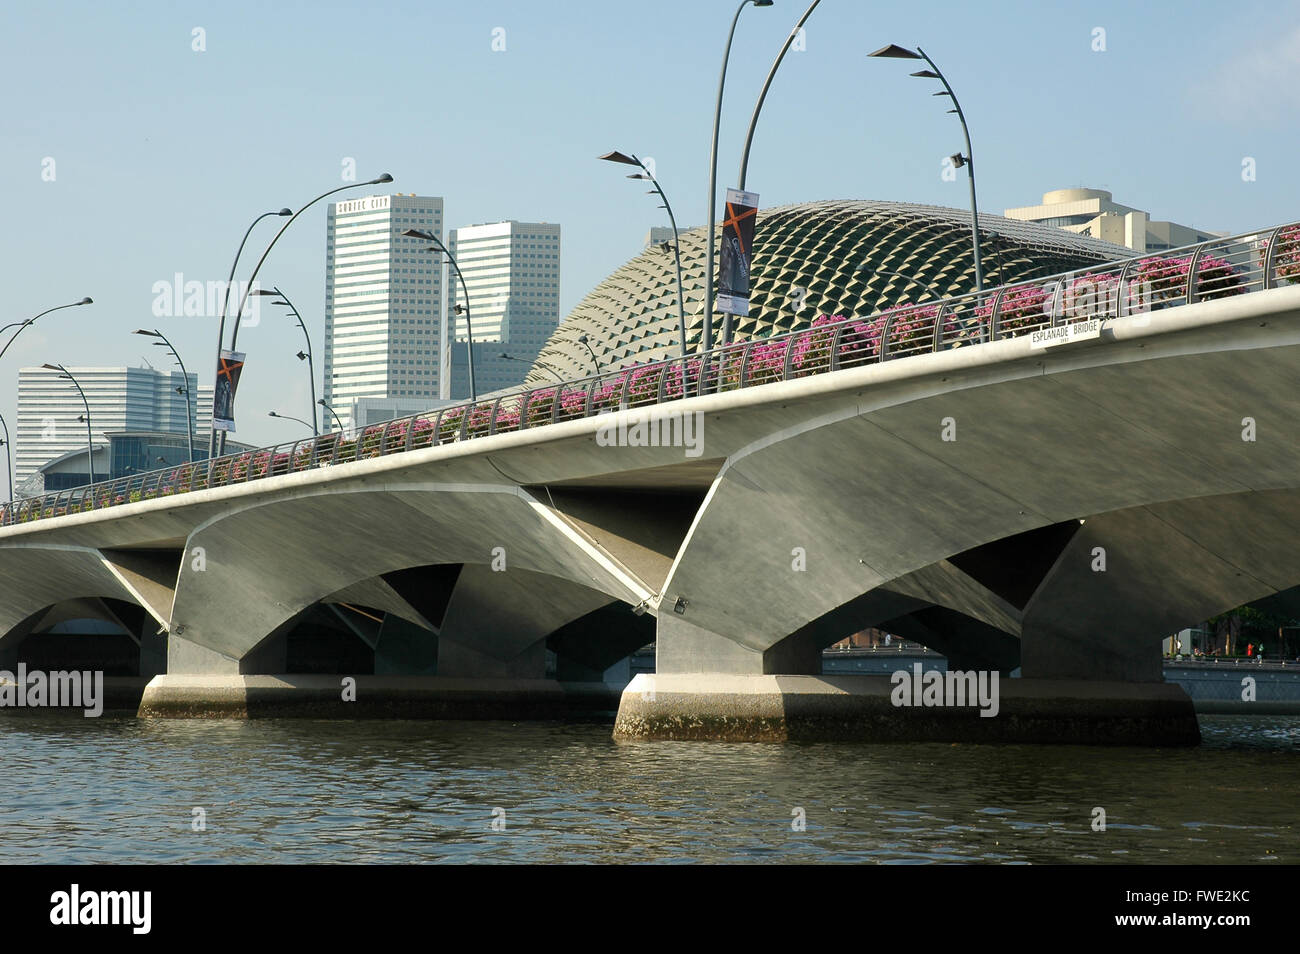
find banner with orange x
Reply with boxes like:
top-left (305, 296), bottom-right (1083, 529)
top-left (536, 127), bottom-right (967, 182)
top-left (717, 188), bottom-right (759, 317)
top-left (212, 349), bottom-right (246, 432)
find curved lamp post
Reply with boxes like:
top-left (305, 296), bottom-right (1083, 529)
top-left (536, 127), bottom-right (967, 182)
top-left (704, 0), bottom-right (773, 353)
top-left (599, 151), bottom-right (688, 363)
top-left (213, 174), bottom-right (393, 455)
top-left (230, 175), bottom-right (392, 354)
top-left (869, 44), bottom-right (984, 291)
top-left (576, 335), bottom-right (602, 375)
top-left (253, 287), bottom-right (317, 435)
top-left (316, 398), bottom-right (345, 433)
top-left (268, 410), bottom-right (313, 433)
top-left (0, 298), bottom-right (93, 365)
top-left (499, 352), bottom-right (565, 385)
top-left (738, 0), bottom-right (822, 191)
top-left (207, 208), bottom-right (290, 458)
top-left (402, 228), bottom-right (476, 402)
top-left (0, 411), bottom-right (11, 505)
top-left (132, 329), bottom-right (196, 462)
top-left (41, 363), bottom-right (95, 485)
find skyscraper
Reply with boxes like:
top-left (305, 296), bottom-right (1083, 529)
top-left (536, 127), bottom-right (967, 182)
top-left (447, 220), bottom-right (561, 397)
top-left (13, 366), bottom-right (210, 491)
top-left (323, 193), bottom-right (444, 429)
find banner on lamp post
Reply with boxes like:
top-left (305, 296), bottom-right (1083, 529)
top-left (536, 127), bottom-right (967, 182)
top-left (717, 187), bottom-right (759, 317)
top-left (212, 350), bottom-right (245, 433)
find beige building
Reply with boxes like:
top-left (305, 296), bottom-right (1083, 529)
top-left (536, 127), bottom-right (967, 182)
top-left (1004, 188), bottom-right (1221, 253)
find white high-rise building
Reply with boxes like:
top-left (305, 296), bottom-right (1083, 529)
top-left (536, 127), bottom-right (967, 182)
top-left (324, 193), bottom-right (444, 429)
top-left (447, 221), bottom-right (561, 397)
top-left (13, 366), bottom-right (210, 491)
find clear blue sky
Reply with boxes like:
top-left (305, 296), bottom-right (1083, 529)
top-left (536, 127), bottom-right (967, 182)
top-left (1, 0), bottom-right (1297, 478)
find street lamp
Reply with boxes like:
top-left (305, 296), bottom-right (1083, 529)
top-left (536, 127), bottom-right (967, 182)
top-left (210, 208), bottom-right (291, 453)
top-left (402, 228), bottom-right (476, 402)
top-left (499, 352), bottom-right (565, 385)
top-left (703, 0), bottom-right (774, 353)
top-left (268, 410), bottom-right (313, 433)
top-left (132, 329), bottom-right (196, 462)
top-left (576, 335), bottom-right (602, 375)
top-left (0, 411), bottom-right (11, 506)
top-left (599, 151), bottom-right (688, 363)
top-left (41, 363), bottom-right (95, 485)
top-left (0, 298), bottom-right (93, 365)
top-left (253, 287), bottom-right (317, 435)
top-left (213, 174), bottom-right (393, 456)
top-left (316, 398), bottom-right (345, 433)
top-left (869, 43), bottom-right (984, 291)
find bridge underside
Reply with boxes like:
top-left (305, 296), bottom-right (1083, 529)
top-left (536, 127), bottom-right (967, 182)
top-left (2, 289), bottom-right (1299, 741)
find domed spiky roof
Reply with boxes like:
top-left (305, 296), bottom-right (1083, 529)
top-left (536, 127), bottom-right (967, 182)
top-left (532, 199), bottom-right (1134, 384)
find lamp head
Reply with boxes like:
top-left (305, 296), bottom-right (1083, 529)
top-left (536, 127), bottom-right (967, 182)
top-left (950, 153), bottom-right (968, 169)
top-left (868, 43), bottom-right (921, 59)
top-left (277, 208), bottom-right (292, 216)
top-left (370, 173), bottom-right (394, 184)
top-left (598, 151), bottom-right (638, 166)
top-left (296, 351), bottom-right (308, 361)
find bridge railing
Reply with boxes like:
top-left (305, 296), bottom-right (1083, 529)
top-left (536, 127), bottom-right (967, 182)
top-left (3, 221), bottom-right (1298, 528)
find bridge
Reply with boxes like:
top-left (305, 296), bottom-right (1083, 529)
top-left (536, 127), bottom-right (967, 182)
top-left (3, 223), bottom-right (1299, 743)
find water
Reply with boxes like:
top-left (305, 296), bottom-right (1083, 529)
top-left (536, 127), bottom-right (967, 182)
top-left (2, 714), bottom-right (1296, 864)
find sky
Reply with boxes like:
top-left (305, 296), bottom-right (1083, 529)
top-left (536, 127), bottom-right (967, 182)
top-left (1, 0), bottom-right (1297, 491)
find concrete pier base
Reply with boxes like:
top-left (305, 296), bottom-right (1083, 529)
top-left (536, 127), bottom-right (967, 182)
top-left (612, 674), bottom-right (1201, 745)
top-left (138, 675), bottom-right (621, 719)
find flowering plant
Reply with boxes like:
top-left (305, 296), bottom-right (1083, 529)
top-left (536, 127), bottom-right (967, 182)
top-left (1262, 225), bottom-right (1300, 284)
top-left (976, 284), bottom-right (1049, 336)
top-left (1132, 254), bottom-right (1242, 306)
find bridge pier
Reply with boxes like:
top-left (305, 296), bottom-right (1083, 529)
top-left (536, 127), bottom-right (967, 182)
top-left (613, 610), bottom-right (1199, 745)
top-left (612, 673), bottom-right (1199, 744)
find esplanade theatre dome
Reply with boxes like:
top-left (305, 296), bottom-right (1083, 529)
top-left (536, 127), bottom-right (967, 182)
top-left (529, 199), bottom-right (1134, 384)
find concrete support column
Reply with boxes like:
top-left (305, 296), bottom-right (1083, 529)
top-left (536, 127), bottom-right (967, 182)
top-left (654, 614), bottom-right (822, 675)
top-left (166, 631), bottom-right (285, 675)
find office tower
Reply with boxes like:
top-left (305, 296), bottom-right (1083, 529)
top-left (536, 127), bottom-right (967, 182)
top-left (447, 220), bottom-right (561, 397)
top-left (323, 193), bottom-right (444, 428)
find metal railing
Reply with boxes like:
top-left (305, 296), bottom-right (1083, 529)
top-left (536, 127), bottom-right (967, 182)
top-left (3, 221), bottom-right (1298, 528)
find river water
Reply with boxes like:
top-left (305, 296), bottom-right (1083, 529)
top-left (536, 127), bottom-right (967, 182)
top-left (2, 714), bottom-right (1295, 864)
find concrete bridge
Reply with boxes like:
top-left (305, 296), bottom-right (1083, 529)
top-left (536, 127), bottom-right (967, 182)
top-left (3, 228), bottom-right (1299, 743)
